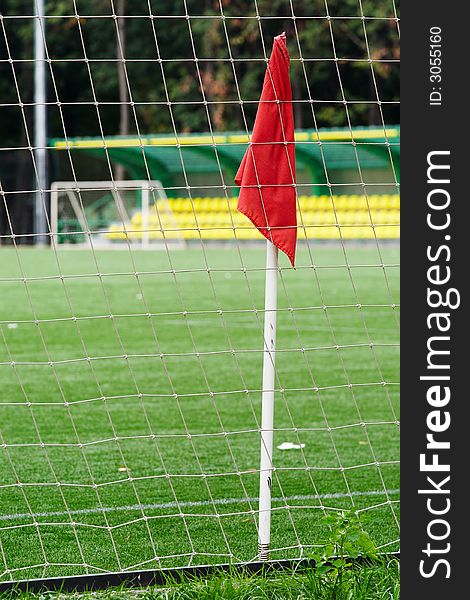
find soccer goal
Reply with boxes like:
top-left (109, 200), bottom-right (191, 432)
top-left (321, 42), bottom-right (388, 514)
top-left (50, 180), bottom-right (186, 248)
top-left (0, 0), bottom-right (400, 589)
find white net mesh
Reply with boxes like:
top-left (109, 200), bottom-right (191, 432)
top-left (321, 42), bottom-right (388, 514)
top-left (0, 0), bottom-right (399, 582)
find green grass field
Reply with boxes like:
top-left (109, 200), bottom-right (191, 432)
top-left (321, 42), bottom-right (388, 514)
top-left (0, 244), bottom-right (399, 583)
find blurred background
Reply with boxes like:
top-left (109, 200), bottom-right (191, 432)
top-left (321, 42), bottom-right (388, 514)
top-left (0, 0), bottom-right (399, 242)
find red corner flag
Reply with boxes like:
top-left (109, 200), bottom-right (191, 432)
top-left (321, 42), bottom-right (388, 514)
top-left (235, 33), bottom-right (296, 266)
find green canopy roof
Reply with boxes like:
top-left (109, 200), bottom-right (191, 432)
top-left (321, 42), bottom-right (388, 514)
top-left (50, 126), bottom-right (400, 194)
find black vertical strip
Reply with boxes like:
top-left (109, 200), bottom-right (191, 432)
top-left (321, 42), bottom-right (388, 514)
top-left (401, 2), bottom-right (468, 597)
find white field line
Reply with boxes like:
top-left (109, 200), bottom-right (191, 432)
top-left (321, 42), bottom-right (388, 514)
top-left (0, 488), bottom-right (399, 523)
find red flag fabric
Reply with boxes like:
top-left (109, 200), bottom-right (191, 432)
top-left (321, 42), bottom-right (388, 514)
top-left (235, 32), bottom-right (297, 266)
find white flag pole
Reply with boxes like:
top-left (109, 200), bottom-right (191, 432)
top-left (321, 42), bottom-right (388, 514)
top-left (258, 239), bottom-right (279, 561)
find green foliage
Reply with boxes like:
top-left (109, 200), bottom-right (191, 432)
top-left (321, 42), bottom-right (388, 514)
top-left (313, 510), bottom-right (378, 562)
top-left (0, 0), bottom-right (400, 145)
top-left (309, 510), bottom-right (382, 600)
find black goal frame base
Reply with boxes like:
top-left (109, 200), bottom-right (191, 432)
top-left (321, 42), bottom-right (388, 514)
top-left (0, 553), bottom-right (399, 594)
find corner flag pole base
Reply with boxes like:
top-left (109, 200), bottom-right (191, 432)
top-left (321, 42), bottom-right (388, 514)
top-left (258, 543), bottom-right (271, 561)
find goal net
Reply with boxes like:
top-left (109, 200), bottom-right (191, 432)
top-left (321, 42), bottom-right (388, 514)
top-left (0, 0), bottom-right (399, 584)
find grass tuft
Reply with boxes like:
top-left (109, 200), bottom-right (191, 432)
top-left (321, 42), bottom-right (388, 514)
top-left (0, 559), bottom-right (400, 600)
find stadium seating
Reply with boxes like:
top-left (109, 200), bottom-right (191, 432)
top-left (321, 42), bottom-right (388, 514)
top-left (105, 194), bottom-right (400, 241)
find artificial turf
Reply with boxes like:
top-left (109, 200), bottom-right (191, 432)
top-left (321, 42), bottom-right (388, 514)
top-left (0, 243), bottom-right (399, 583)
